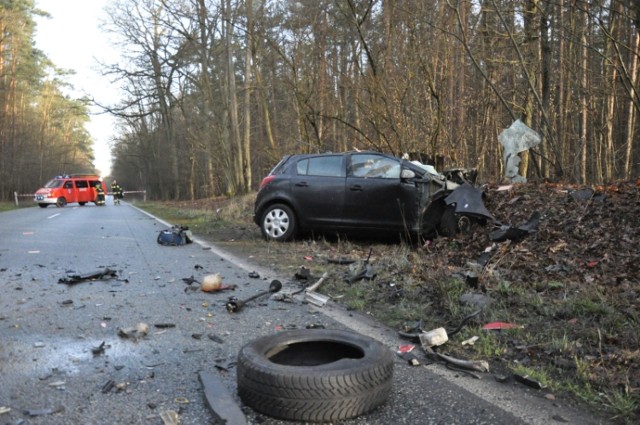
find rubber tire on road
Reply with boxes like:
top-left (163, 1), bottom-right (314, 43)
top-left (237, 329), bottom-right (394, 422)
top-left (56, 197), bottom-right (67, 207)
top-left (260, 203), bottom-right (297, 241)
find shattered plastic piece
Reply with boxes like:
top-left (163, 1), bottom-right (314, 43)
top-left (490, 211), bottom-right (540, 242)
top-left (305, 291), bottom-right (330, 307)
top-left (461, 336), bottom-right (479, 346)
top-left (118, 322), bottom-right (149, 340)
top-left (295, 266), bottom-right (311, 280)
top-left (248, 271), bottom-right (260, 278)
top-left (482, 322), bottom-right (523, 330)
top-left (91, 341), bottom-right (106, 355)
top-left (445, 183), bottom-right (497, 223)
top-left (160, 410), bottom-right (179, 425)
top-left (58, 268), bottom-right (117, 284)
top-left (398, 344), bottom-right (415, 353)
top-left (101, 380), bottom-right (115, 393)
top-left (419, 327), bottom-right (448, 349)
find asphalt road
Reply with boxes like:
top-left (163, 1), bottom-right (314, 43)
top-left (0, 199), bottom-right (611, 425)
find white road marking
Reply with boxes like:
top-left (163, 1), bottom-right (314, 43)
top-left (47, 213), bottom-right (60, 219)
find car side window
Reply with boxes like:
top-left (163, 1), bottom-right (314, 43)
top-left (63, 181), bottom-right (73, 189)
top-left (297, 156), bottom-right (344, 177)
top-left (75, 180), bottom-right (88, 188)
top-left (349, 154), bottom-right (400, 179)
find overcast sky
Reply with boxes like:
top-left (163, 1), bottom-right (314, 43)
top-left (34, 0), bottom-right (119, 177)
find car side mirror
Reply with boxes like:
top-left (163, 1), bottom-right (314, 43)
top-left (400, 169), bottom-right (416, 179)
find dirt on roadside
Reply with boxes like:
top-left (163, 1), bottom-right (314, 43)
top-left (157, 181), bottom-right (640, 423)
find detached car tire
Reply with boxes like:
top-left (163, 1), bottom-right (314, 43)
top-left (260, 203), bottom-right (297, 241)
top-left (237, 329), bottom-right (394, 422)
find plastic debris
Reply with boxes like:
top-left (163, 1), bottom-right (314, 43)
top-left (482, 322), bottom-right (524, 330)
top-left (160, 410), bottom-right (179, 425)
top-left (58, 268), bottom-right (118, 284)
top-left (117, 322), bottom-right (149, 340)
top-left (461, 336), bottom-right (479, 346)
top-left (419, 327), bottom-right (448, 349)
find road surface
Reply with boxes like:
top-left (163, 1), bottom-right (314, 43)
top-left (0, 199), bottom-right (610, 424)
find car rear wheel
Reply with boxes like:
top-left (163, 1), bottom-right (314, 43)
top-left (55, 197), bottom-right (67, 207)
top-left (261, 204), bottom-right (296, 241)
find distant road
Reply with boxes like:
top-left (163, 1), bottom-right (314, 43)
top-left (0, 202), bottom-right (609, 424)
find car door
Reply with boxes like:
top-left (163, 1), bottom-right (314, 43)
top-left (290, 155), bottom-right (346, 227)
top-left (343, 153), bottom-right (417, 231)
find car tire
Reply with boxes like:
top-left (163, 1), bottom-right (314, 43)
top-left (79, 202), bottom-right (86, 206)
top-left (55, 198), bottom-right (67, 208)
top-left (237, 329), bottom-right (394, 422)
top-left (260, 203), bottom-right (297, 241)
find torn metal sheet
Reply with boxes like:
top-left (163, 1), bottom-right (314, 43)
top-left (199, 371), bottom-right (247, 425)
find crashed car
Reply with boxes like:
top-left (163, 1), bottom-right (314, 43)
top-left (253, 151), bottom-right (494, 242)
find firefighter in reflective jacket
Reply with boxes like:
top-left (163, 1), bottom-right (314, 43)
top-left (95, 184), bottom-right (105, 206)
top-left (111, 180), bottom-right (123, 205)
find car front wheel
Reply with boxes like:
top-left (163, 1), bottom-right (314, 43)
top-left (261, 204), bottom-right (296, 241)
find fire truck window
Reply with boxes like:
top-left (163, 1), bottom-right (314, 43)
top-left (63, 181), bottom-right (73, 189)
top-left (75, 180), bottom-right (88, 188)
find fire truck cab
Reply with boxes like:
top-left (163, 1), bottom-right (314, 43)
top-left (34, 174), bottom-right (107, 208)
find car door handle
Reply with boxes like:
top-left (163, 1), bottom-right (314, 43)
top-left (294, 182), bottom-right (308, 187)
top-left (350, 185), bottom-right (363, 191)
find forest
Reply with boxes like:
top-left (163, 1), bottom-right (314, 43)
top-left (1, 0), bottom-right (639, 201)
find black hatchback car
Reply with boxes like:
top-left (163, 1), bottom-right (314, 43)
top-left (253, 151), bottom-right (491, 242)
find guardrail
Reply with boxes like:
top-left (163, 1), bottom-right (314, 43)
top-left (14, 190), bottom-right (147, 206)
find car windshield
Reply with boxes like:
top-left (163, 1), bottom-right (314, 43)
top-left (44, 179), bottom-right (63, 188)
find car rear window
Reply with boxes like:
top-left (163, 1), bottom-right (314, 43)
top-left (297, 156), bottom-right (344, 177)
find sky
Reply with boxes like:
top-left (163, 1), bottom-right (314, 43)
top-left (34, 0), bottom-right (119, 177)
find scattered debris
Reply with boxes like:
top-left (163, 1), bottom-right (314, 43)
top-left (304, 272), bottom-right (330, 306)
top-left (58, 268), bottom-right (117, 285)
top-left (461, 336), bottom-right (479, 346)
top-left (91, 341), bottom-right (107, 355)
top-left (154, 323), bottom-right (176, 329)
top-left (182, 275), bottom-right (198, 285)
top-left (514, 373), bottom-right (547, 389)
top-left (482, 321), bottom-right (524, 331)
top-left (208, 334), bottom-right (224, 344)
top-left (0, 406), bottom-right (10, 414)
top-left (248, 271), bottom-right (260, 278)
top-left (199, 371), bottom-right (247, 425)
top-left (159, 410), bottom-right (179, 425)
top-left (490, 211), bottom-right (540, 242)
top-left (226, 280), bottom-right (282, 313)
top-left (419, 327), bottom-right (448, 349)
top-left (117, 322), bottom-right (149, 340)
top-left (346, 249), bottom-right (376, 283)
top-left (23, 406), bottom-right (64, 417)
top-left (294, 266), bottom-right (311, 280)
top-left (200, 273), bottom-right (237, 292)
top-left (101, 380), bottom-right (115, 393)
top-left (157, 225), bottom-right (193, 246)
